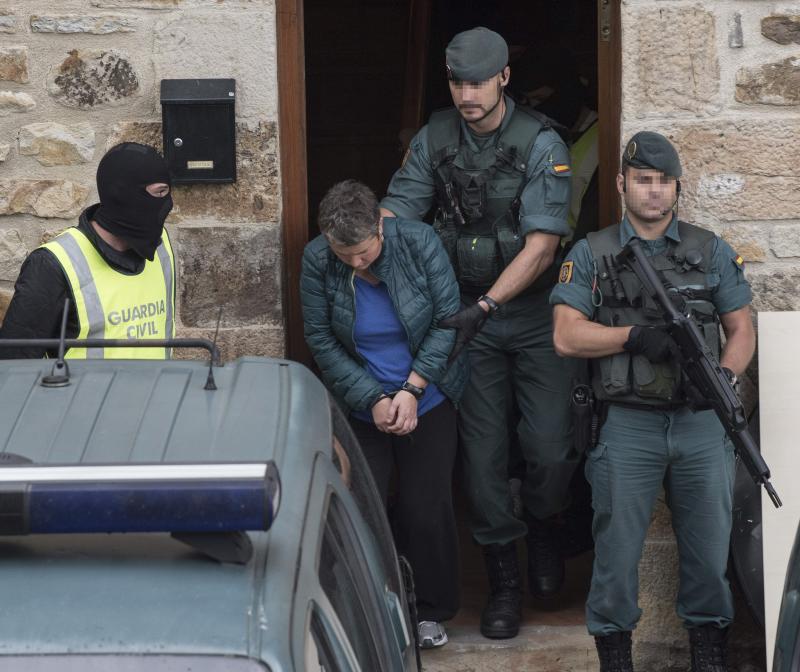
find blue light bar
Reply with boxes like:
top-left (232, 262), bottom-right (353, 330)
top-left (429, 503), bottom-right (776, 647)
top-left (0, 462), bottom-right (281, 536)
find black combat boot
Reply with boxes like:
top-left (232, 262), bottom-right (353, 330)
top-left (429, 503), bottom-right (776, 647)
top-left (480, 542), bottom-right (523, 639)
top-left (525, 515), bottom-right (565, 598)
top-left (594, 631), bottom-right (634, 672)
top-left (689, 625), bottom-right (729, 672)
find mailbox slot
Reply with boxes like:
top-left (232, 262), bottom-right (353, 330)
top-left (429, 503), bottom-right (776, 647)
top-left (160, 79), bottom-right (236, 184)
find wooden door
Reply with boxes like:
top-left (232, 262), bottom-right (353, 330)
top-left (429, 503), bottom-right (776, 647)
top-left (277, 0), bottom-right (623, 363)
top-left (597, 0), bottom-right (622, 229)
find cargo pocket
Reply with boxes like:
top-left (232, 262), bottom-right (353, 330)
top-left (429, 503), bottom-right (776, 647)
top-left (631, 355), bottom-right (681, 401)
top-left (585, 441), bottom-right (612, 514)
top-left (544, 163), bottom-right (572, 206)
top-left (456, 235), bottom-right (502, 287)
top-left (495, 221), bottom-right (524, 267)
top-left (723, 436), bottom-right (736, 498)
top-left (597, 352), bottom-right (632, 397)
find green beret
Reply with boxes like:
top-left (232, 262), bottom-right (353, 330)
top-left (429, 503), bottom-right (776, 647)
top-left (446, 27), bottom-right (508, 81)
top-left (621, 131), bottom-right (682, 178)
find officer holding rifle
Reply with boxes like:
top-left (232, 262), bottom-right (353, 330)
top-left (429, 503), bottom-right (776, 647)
top-left (550, 131), bottom-right (756, 672)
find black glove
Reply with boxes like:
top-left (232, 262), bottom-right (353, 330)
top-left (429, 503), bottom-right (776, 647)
top-left (623, 326), bottom-right (677, 363)
top-left (439, 302), bottom-right (489, 362)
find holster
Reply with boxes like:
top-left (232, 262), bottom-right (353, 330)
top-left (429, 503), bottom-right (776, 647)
top-left (571, 383), bottom-right (595, 453)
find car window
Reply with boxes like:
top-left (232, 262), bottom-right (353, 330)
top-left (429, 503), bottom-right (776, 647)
top-left (328, 397), bottom-right (402, 597)
top-left (318, 492), bottom-right (386, 672)
top-left (306, 608), bottom-right (343, 672)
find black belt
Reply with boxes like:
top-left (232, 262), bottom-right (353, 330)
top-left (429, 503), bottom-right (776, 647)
top-left (609, 401), bottom-right (687, 412)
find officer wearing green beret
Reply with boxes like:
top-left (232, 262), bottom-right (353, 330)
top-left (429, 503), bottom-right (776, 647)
top-left (550, 131), bottom-right (754, 672)
top-left (380, 26), bottom-right (580, 639)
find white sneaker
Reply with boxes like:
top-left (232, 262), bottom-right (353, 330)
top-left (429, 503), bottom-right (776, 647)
top-left (418, 621), bottom-right (448, 649)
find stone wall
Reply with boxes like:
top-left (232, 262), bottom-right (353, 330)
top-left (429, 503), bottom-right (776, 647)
top-left (622, 1), bottom-right (800, 669)
top-left (0, 0), bottom-right (284, 360)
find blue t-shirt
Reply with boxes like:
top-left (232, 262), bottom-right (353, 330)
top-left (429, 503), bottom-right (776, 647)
top-left (350, 277), bottom-right (445, 423)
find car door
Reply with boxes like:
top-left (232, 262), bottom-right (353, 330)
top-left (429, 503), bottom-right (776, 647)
top-left (293, 453), bottom-right (413, 672)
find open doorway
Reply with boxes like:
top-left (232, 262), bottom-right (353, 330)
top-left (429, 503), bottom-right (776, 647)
top-left (304, 0), bottom-right (601, 239)
top-left (285, 0), bottom-right (621, 633)
top-left (279, 0), bottom-right (621, 363)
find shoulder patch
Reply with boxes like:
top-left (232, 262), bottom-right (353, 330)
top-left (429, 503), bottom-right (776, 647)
top-left (558, 260), bottom-right (574, 284)
top-left (553, 164), bottom-right (571, 174)
top-left (733, 254), bottom-right (744, 268)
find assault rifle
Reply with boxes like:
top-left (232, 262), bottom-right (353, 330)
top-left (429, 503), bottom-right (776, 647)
top-left (617, 238), bottom-right (782, 509)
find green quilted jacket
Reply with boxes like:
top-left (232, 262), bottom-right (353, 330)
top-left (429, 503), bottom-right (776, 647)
top-left (300, 217), bottom-right (468, 413)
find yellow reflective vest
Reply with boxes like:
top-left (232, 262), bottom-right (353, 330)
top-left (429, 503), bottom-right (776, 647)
top-left (567, 120), bottom-right (599, 238)
top-left (41, 227), bottom-right (176, 359)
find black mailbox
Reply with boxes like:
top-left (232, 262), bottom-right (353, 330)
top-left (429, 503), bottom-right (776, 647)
top-left (160, 79), bottom-right (236, 184)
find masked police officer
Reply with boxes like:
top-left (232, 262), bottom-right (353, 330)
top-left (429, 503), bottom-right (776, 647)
top-left (0, 143), bottom-right (175, 360)
top-left (380, 27), bottom-right (580, 639)
top-left (551, 132), bottom-right (754, 672)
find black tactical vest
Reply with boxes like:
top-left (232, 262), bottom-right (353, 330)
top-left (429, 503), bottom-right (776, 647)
top-left (427, 105), bottom-right (559, 295)
top-left (586, 221), bottom-right (721, 406)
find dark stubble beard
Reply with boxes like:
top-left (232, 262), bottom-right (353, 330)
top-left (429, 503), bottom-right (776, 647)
top-left (626, 197), bottom-right (674, 224)
top-left (460, 82), bottom-right (504, 125)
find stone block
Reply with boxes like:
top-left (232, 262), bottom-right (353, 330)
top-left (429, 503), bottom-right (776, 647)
top-left (729, 12), bottom-right (744, 49)
top-left (105, 120), bottom-right (162, 151)
top-left (625, 7), bottom-right (719, 115)
top-left (636, 539), bottom-right (683, 646)
top-left (0, 143), bottom-right (10, 162)
top-left (18, 122), bottom-right (95, 166)
top-left (0, 46), bottom-right (28, 84)
top-left (748, 269), bottom-right (800, 312)
top-left (106, 121), bottom-right (280, 223)
top-left (666, 121), bottom-right (800, 222)
top-left (153, 10), bottom-right (277, 120)
top-left (0, 180), bottom-right (88, 219)
top-left (648, 496), bottom-right (674, 542)
top-left (48, 49), bottom-right (139, 109)
top-left (722, 224), bottom-right (769, 263)
top-left (699, 175), bottom-right (800, 222)
top-left (762, 14), bottom-right (800, 45)
top-left (0, 10), bottom-right (15, 34)
top-left (0, 90), bottom-right (35, 115)
top-left (91, 0), bottom-right (176, 6)
top-left (174, 325), bottom-right (285, 362)
top-left (174, 224), bottom-right (282, 328)
top-left (0, 287), bottom-right (12, 320)
top-left (91, 0), bottom-right (273, 10)
top-left (769, 223), bottom-right (800, 258)
top-left (31, 14), bottom-right (138, 34)
top-left (0, 228), bottom-right (28, 283)
top-left (736, 56), bottom-right (800, 106)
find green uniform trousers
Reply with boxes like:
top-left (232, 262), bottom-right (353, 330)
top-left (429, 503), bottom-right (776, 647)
top-left (585, 404), bottom-right (736, 636)
top-left (459, 290), bottom-right (579, 546)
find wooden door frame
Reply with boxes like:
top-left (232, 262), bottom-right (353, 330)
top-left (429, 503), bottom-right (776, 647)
top-left (277, 0), bottom-right (623, 364)
top-left (598, 0), bottom-right (622, 230)
top-left (277, 0), bottom-right (312, 365)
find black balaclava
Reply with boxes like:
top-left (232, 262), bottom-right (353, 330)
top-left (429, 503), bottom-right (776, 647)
top-left (94, 143), bottom-right (173, 261)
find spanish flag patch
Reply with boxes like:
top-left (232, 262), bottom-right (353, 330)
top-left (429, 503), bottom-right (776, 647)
top-left (734, 255), bottom-right (745, 268)
top-left (558, 260), bottom-right (574, 284)
top-left (553, 164), bottom-right (571, 174)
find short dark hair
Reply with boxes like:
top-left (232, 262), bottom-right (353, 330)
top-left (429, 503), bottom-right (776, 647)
top-left (317, 180), bottom-right (380, 247)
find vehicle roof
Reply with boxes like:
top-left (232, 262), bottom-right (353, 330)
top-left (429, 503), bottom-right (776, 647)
top-left (0, 357), bottom-right (328, 466)
top-left (0, 357), bottom-right (333, 666)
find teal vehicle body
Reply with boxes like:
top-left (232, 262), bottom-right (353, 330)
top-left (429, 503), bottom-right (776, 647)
top-left (0, 355), bottom-right (416, 672)
top-left (774, 522), bottom-right (800, 672)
